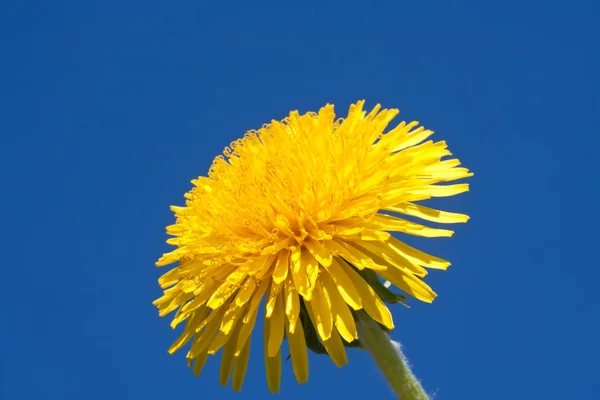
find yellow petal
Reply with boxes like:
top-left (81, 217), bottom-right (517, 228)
top-left (366, 107), bottom-right (399, 144)
top-left (210, 304), bottom-right (246, 354)
top-left (392, 127), bottom-right (435, 152)
top-left (192, 350), bottom-right (209, 376)
top-left (236, 279), bottom-right (269, 356)
top-left (179, 288), bottom-right (213, 314)
top-left (285, 318), bottom-right (309, 384)
top-left (168, 307), bottom-right (208, 354)
top-left (428, 167), bottom-right (473, 182)
top-left (301, 246), bottom-right (320, 294)
top-left (167, 326), bottom-right (195, 355)
top-left (265, 281), bottom-right (283, 318)
top-left (252, 254), bottom-right (278, 280)
top-left (363, 103), bottom-right (382, 124)
top-left (208, 275), bottom-right (245, 309)
top-left (338, 196), bottom-right (381, 217)
top-left (351, 240), bottom-right (427, 277)
top-left (158, 292), bottom-right (193, 317)
top-left (219, 320), bottom-right (243, 386)
top-left (187, 306), bottom-right (227, 359)
top-left (263, 314), bottom-right (282, 393)
top-left (267, 292), bottom-right (285, 357)
top-left (208, 330), bottom-right (230, 355)
top-left (234, 277), bottom-right (258, 307)
top-left (304, 237), bottom-right (333, 266)
top-left (369, 213), bottom-right (454, 237)
top-left (325, 239), bottom-right (387, 270)
top-left (158, 264), bottom-right (191, 288)
top-left (322, 328), bottom-right (348, 367)
top-left (320, 272), bottom-right (358, 343)
top-left (305, 280), bottom-right (333, 341)
top-left (358, 229), bottom-right (391, 241)
top-left (386, 236), bottom-right (450, 270)
top-left (272, 250), bottom-right (290, 284)
top-left (409, 183), bottom-right (469, 198)
top-left (284, 277), bottom-right (300, 333)
top-left (242, 279), bottom-right (268, 324)
top-left (338, 258), bottom-right (394, 329)
top-left (155, 250), bottom-right (182, 267)
top-left (263, 236), bottom-right (295, 254)
top-left (158, 260), bottom-right (204, 288)
top-left (290, 246), bottom-right (311, 300)
top-left (425, 158), bottom-right (461, 170)
top-left (170, 304), bottom-right (197, 329)
top-left (153, 286), bottom-right (180, 306)
top-left (221, 293), bottom-right (252, 334)
top-left (231, 333), bottom-right (252, 391)
top-left (304, 302), bottom-right (348, 367)
top-left (385, 202), bottom-right (469, 224)
top-left (376, 120), bottom-right (415, 149)
top-left (378, 266), bottom-right (437, 303)
top-left (192, 304), bottom-right (220, 334)
top-left (236, 306), bottom-right (259, 357)
top-left (324, 258), bottom-right (362, 310)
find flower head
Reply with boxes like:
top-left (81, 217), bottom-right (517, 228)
top-left (154, 101), bottom-right (471, 392)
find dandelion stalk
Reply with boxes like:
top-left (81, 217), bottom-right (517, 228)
top-left (356, 310), bottom-right (429, 400)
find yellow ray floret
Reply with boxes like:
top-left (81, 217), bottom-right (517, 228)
top-left (154, 101), bottom-right (471, 392)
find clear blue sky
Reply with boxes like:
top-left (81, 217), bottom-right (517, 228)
top-left (1, 1), bottom-right (598, 399)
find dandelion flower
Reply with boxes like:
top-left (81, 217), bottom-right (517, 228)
top-left (154, 101), bottom-right (471, 392)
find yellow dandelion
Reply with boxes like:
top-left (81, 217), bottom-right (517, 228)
top-left (154, 101), bottom-right (471, 393)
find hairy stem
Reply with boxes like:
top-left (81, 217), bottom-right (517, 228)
top-left (356, 310), bottom-right (429, 400)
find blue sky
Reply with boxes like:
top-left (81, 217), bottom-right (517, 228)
top-left (1, 1), bottom-right (598, 399)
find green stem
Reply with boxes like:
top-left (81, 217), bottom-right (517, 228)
top-left (356, 310), bottom-right (430, 400)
